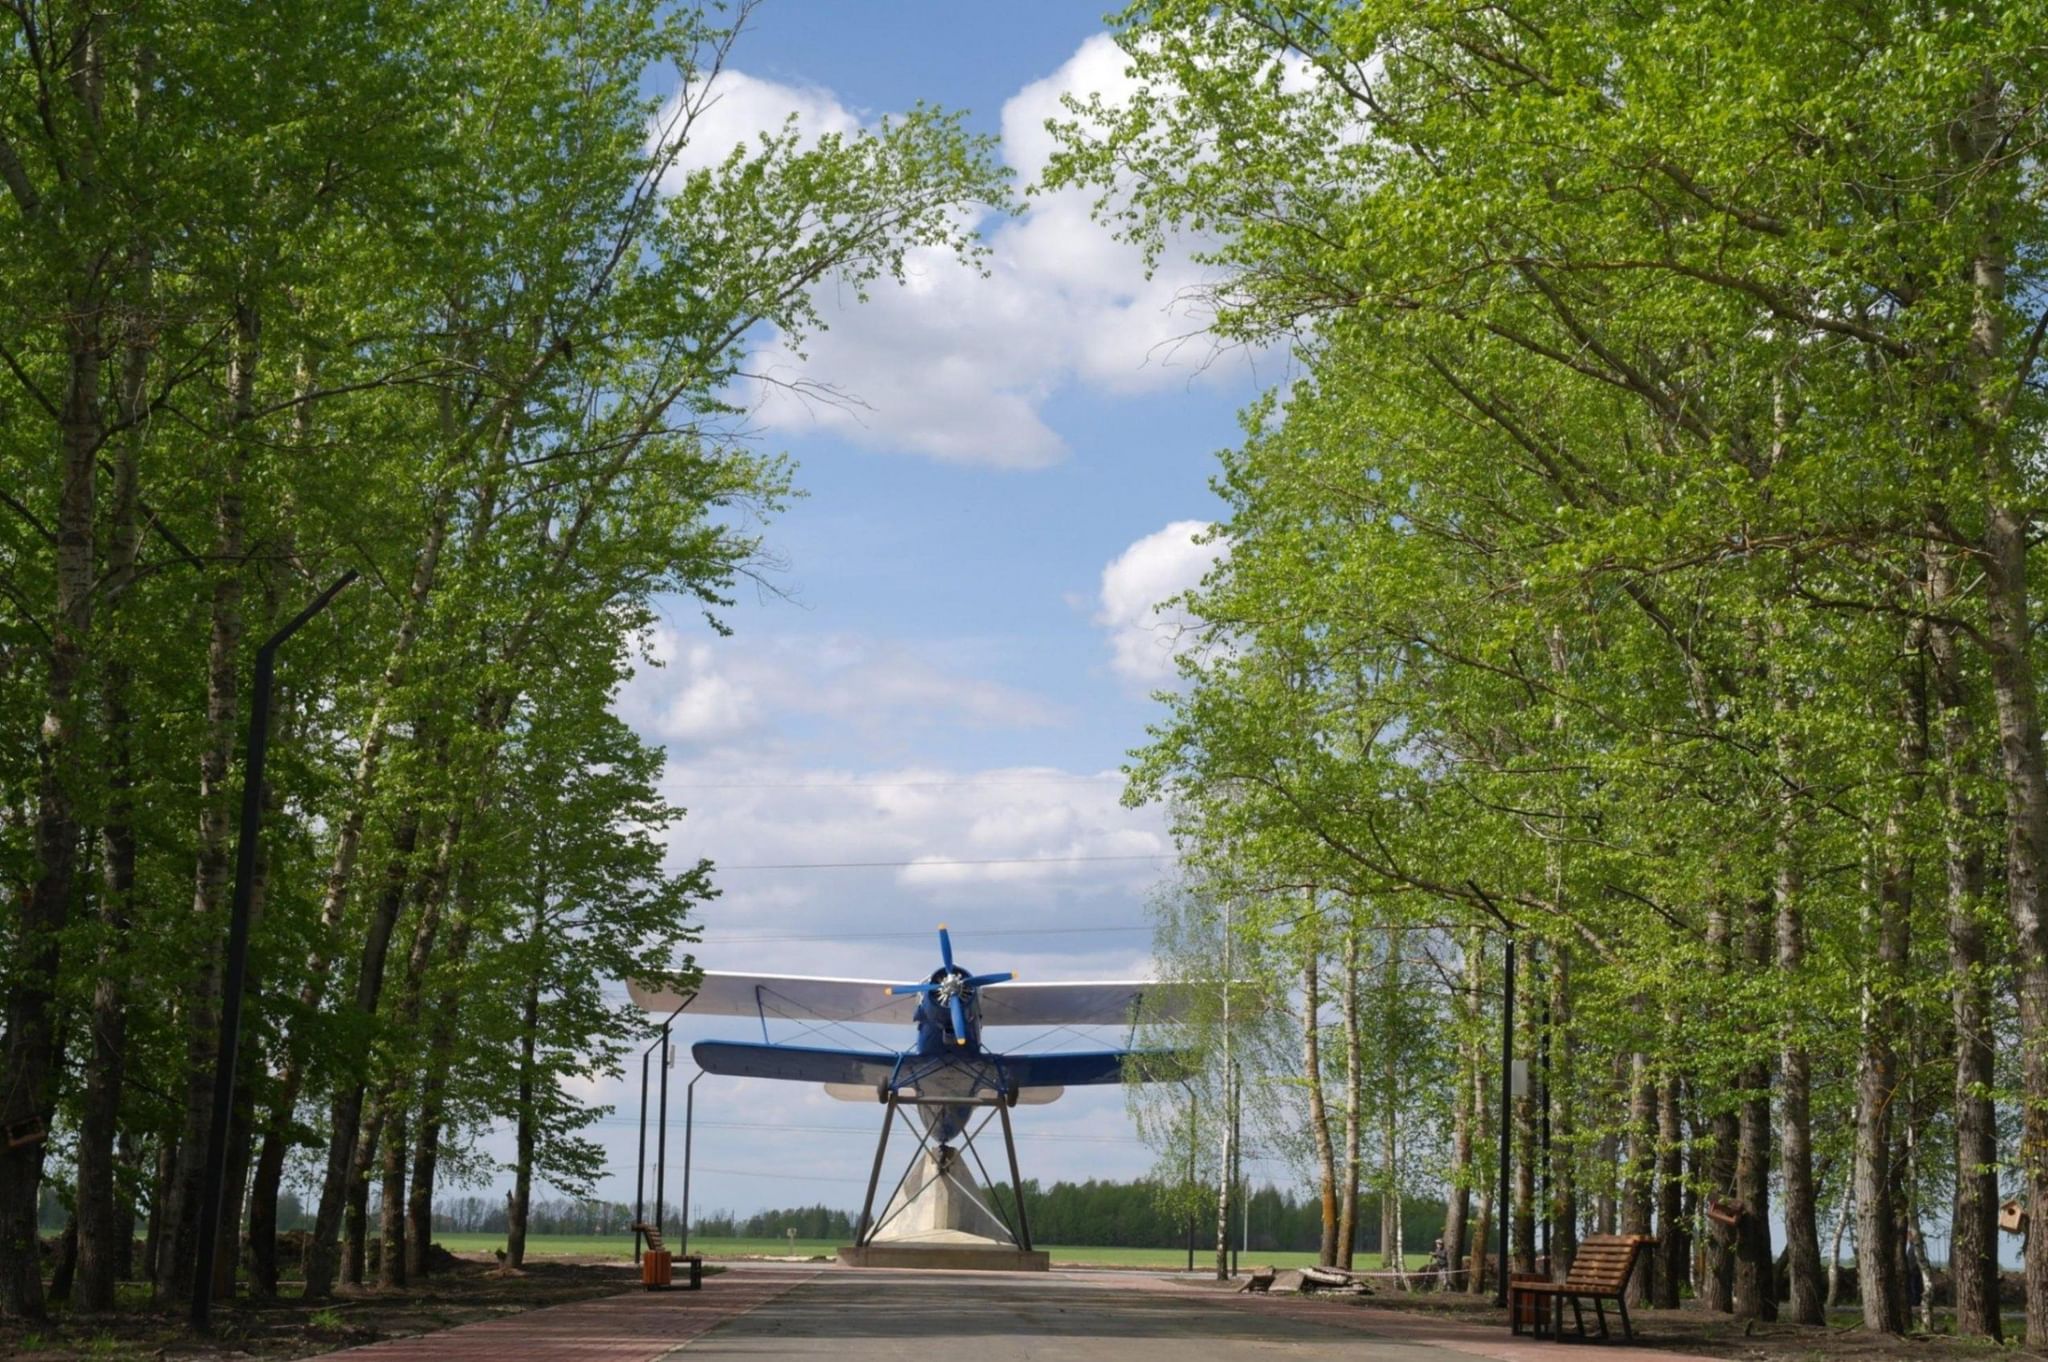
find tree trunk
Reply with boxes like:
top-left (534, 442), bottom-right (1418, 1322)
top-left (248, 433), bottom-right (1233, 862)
top-left (73, 309), bottom-right (147, 1312)
top-left (159, 299), bottom-right (259, 1304)
top-left (0, 289), bottom-right (104, 1320)
top-left (1547, 948), bottom-right (1576, 1278)
top-left (48, 1216), bottom-right (78, 1302)
top-left (1338, 920), bottom-right (1362, 1270)
top-left (142, 1137), bottom-right (175, 1289)
top-left (248, 496), bottom-right (453, 1291)
top-left (1732, 897), bottom-right (1776, 1322)
top-left (1827, 1195), bottom-right (1852, 1310)
top-left (1654, 1071), bottom-right (1684, 1308)
top-left (1943, 72), bottom-right (2048, 1349)
top-left (1623, 1051), bottom-right (1654, 1305)
top-left (1854, 645), bottom-right (1925, 1335)
top-left (1509, 944), bottom-right (1535, 1274)
top-left (1702, 901), bottom-right (1736, 1314)
top-left (1442, 930), bottom-right (1479, 1289)
top-left (1468, 1047), bottom-right (1493, 1298)
top-left (1301, 925), bottom-right (1339, 1266)
top-left (379, 1105), bottom-right (407, 1289)
top-left (508, 976), bottom-right (543, 1270)
top-left (407, 899), bottom-right (475, 1278)
top-left (1594, 1127), bottom-right (1619, 1237)
top-left (342, 1104), bottom-right (383, 1289)
top-left (1774, 738), bottom-right (1826, 1325)
top-left (1928, 548), bottom-right (2002, 1338)
top-left (302, 807), bottom-right (424, 1298)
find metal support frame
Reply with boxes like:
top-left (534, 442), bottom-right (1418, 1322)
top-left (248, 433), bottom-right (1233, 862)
top-left (850, 1089), bottom-right (1035, 1253)
top-left (191, 570), bottom-right (357, 1334)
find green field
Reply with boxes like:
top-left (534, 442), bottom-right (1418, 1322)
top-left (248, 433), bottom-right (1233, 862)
top-left (431, 1233), bottom-right (1429, 1272)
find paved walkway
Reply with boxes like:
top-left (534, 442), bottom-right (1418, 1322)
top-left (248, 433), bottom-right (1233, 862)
top-left (330, 1267), bottom-right (816, 1360)
top-left (331, 1264), bottom-right (1721, 1361)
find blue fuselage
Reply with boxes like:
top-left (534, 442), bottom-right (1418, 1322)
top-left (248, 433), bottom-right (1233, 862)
top-left (904, 967), bottom-right (992, 1142)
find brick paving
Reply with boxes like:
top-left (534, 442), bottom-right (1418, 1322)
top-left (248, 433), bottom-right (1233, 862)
top-left (322, 1264), bottom-right (1721, 1362)
top-left (1146, 1280), bottom-right (1721, 1362)
top-left (329, 1267), bottom-right (817, 1361)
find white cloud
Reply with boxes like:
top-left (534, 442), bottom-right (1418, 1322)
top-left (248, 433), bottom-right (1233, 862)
top-left (658, 69), bottom-right (863, 179)
top-left (671, 39), bottom-right (1248, 469)
top-left (617, 626), bottom-right (1065, 752)
top-left (1096, 519), bottom-right (1226, 685)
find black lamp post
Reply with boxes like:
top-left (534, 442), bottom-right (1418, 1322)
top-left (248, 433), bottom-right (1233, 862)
top-left (191, 570), bottom-right (357, 1332)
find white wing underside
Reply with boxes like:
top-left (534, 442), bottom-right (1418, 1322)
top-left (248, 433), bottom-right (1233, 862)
top-left (627, 972), bottom-right (1191, 1028)
top-left (819, 1081), bottom-right (1063, 1104)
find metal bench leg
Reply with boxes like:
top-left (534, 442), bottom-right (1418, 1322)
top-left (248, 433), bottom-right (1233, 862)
top-left (1593, 1296), bottom-right (1608, 1338)
top-left (1510, 1288), bottom-right (1521, 1336)
top-left (1570, 1295), bottom-right (1585, 1337)
top-left (1617, 1294), bottom-right (1633, 1341)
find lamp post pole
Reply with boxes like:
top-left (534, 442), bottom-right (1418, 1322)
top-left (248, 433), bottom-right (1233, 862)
top-left (1495, 934), bottom-right (1515, 1308)
top-left (191, 570), bottom-right (357, 1333)
top-left (681, 1069), bottom-right (706, 1256)
top-left (654, 1032), bottom-right (671, 1237)
top-left (1186, 1085), bottom-right (1197, 1273)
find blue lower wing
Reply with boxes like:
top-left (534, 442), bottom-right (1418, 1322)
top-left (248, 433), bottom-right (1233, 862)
top-left (692, 1040), bottom-right (898, 1087)
top-left (1002, 1050), bottom-right (1146, 1089)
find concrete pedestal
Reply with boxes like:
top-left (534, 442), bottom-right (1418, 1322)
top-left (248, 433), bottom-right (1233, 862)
top-left (837, 1242), bottom-right (1050, 1271)
top-left (846, 1145), bottom-right (1042, 1270)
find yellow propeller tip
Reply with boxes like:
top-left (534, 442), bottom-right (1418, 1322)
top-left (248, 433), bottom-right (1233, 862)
top-left (938, 922), bottom-right (948, 930)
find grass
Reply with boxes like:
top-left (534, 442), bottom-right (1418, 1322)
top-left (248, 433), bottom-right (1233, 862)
top-left (426, 1232), bottom-right (1431, 1272)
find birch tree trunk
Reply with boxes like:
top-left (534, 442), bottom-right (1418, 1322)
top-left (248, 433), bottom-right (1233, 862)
top-left (1339, 921), bottom-right (1362, 1270)
top-left (1442, 931), bottom-right (1479, 1289)
top-left (1301, 911), bottom-right (1339, 1265)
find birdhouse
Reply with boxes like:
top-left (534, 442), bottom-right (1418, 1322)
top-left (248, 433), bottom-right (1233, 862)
top-left (2000, 1200), bottom-right (2028, 1235)
top-left (3, 1116), bottom-right (44, 1151)
top-left (1705, 1198), bottom-right (1744, 1230)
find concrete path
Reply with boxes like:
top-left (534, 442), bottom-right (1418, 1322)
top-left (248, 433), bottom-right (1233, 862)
top-left (690, 1269), bottom-right (1722, 1361)
top-left (331, 1264), bottom-right (1722, 1361)
top-left (329, 1267), bottom-right (817, 1360)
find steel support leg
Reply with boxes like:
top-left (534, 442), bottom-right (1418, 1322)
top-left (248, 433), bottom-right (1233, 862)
top-left (996, 1098), bottom-right (1032, 1252)
top-left (855, 1095), bottom-right (899, 1246)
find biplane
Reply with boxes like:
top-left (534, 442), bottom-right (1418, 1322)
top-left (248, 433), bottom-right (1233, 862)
top-left (628, 926), bottom-right (1190, 1259)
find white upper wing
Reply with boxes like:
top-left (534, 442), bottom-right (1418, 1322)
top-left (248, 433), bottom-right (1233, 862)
top-left (628, 973), bottom-right (1196, 1027)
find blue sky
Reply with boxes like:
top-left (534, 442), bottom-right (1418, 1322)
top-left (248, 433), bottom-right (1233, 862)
top-left (520, 2), bottom-right (1288, 1225)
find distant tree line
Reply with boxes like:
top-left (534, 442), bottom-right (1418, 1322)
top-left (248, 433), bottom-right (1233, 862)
top-left (691, 1205), bottom-right (856, 1241)
top-left (995, 1178), bottom-right (1445, 1255)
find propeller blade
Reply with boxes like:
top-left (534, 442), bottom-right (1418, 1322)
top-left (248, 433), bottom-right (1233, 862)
top-left (937, 924), bottom-right (955, 969)
top-left (965, 972), bottom-right (1012, 988)
top-left (949, 993), bottom-right (969, 1046)
top-left (887, 983), bottom-right (933, 996)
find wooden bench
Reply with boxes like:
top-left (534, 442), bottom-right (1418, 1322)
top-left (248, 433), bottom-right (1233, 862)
top-left (1508, 1234), bottom-right (1654, 1341)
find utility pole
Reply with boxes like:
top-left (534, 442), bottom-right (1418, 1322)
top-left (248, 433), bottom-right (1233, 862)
top-left (191, 571), bottom-right (357, 1333)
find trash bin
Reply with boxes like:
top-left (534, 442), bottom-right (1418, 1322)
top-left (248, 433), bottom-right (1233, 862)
top-left (642, 1249), bottom-right (673, 1289)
